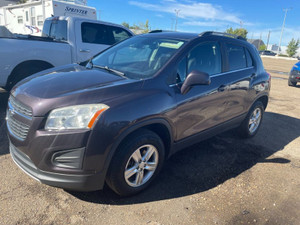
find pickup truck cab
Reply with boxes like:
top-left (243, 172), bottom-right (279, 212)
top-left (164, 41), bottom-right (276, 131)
top-left (0, 16), bottom-right (133, 90)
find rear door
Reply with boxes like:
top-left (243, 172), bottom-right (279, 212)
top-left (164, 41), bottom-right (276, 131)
top-left (75, 21), bottom-right (132, 62)
top-left (222, 42), bottom-right (254, 120)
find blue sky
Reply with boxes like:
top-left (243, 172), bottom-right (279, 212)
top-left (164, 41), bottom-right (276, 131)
top-left (88, 0), bottom-right (300, 46)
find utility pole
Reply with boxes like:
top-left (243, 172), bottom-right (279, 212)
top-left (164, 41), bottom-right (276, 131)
top-left (171, 18), bottom-right (175, 31)
top-left (266, 31), bottom-right (271, 50)
top-left (174, 9), bottom-right (180, 31)
top-left (278, 8), bottom-right (291, 54)
top-left (258, 32), bottom-right (262, 50)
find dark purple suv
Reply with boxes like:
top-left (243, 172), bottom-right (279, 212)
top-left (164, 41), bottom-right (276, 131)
top-left (7, 31), bottom-right (271, 196)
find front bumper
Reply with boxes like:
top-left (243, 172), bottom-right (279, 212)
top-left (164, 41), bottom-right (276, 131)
top-left (10, 142), bottom-right (106, 191)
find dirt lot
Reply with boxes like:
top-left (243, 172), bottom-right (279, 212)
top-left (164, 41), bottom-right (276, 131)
top-left (261, 56), bottom-right (297, 73)
top-left (0, 58), bottom-right (299, 225)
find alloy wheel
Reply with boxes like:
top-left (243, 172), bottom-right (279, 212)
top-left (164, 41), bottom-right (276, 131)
top-left (124, 144), bottom-right (159, 187)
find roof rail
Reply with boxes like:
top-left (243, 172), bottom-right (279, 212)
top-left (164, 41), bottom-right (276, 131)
top-left (149, 30), bottom-right (174, 33)
top-left (199, 31), bottom-right (246, 41)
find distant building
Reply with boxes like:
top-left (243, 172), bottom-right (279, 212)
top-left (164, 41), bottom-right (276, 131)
top-left (248, 39), bottom-right (265, 49)
top-left (270, 44), bottom-right (281, 52)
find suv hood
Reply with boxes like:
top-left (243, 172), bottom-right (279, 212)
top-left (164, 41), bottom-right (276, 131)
top-left (11, 64), bottom-right (140, 116)
top-left (13, 64), bottom-right (127, 98)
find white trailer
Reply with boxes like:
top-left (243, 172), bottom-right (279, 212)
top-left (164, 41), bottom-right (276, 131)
top-left (0, 0), bottom-right (96, 35)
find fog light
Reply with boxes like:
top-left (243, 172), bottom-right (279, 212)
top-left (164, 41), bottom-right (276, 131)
top-left (52, 148), bottom-right (85, 169)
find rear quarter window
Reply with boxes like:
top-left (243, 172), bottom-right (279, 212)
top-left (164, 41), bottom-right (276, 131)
top-left (245, 48), bottom-right (253, 67)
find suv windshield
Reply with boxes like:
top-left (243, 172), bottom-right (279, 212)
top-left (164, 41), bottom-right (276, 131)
top-left (91, 36), bottom-right (186, 79)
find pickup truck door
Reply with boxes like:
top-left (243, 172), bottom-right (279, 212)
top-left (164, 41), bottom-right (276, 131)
top-left (75, 21), bottom-right (132, 63)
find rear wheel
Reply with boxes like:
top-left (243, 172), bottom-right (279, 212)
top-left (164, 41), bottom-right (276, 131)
top-left (106, 129), bottom-right (165, 196)
top-left (237, 101), bottom-right (264, 138)
top-left (5, 63), bottom-right (52, 91)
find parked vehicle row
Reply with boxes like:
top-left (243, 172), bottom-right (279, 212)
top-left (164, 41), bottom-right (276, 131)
top-left (0, 16), bottom-right (133, 90)
top-left (259, 50), bottom-right (276, 56)
top-left (7, 31), bottom-right (271, 196)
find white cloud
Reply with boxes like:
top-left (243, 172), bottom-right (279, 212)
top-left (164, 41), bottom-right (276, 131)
top-left (183, 21), bottom-right (228, 27)
top-left (129, 1), bottom-right (242, 24)
top-left (156, 14), bottom-right (164, 18)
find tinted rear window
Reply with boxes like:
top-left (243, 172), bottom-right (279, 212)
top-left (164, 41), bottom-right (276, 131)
top-left (81, 22), bottom-right (132, 45)
top-left (227, 44), bottom-right (246, 71)
top-left (42, 19), bottom-right (67, 41)
top-left (245, 48), bottom-right (253, 67)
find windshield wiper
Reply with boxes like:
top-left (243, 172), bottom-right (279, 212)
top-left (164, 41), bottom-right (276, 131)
top-left (88, 61), bottom-right (127, 79)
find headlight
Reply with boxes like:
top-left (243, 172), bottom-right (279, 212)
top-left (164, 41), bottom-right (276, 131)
top-left (45, 104), bottom-right (109, 130)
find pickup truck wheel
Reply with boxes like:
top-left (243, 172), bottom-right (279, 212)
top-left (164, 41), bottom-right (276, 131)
top-left (106, 129), bottom-right (165, 196)
top-left (288, 79), bottom-right (297, 87)
top-left (237, 101), bottom-right (264, 138)
top-left (6, 63), bottom-right (52, 91)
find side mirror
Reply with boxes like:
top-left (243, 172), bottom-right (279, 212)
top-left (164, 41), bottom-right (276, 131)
top-left (181, 70), bottom-right (211, 94)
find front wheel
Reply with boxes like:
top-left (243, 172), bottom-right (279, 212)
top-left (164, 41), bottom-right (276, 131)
top-left (106, 129), bottom-right (165, 196)
top-left (288, 79), bottom-right (297, 87)
top-left (237, 101), bottom-right (264, 138)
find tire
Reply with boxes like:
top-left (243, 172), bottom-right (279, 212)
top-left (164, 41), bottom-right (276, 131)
top-left (106, 129), bottom-right (165, 196)
top-left (237, 101), bottom-right (264, 138)
top-left (288, 79), bottom-right (297, 87)
top-left (5, 63), bottom-right (52, 91)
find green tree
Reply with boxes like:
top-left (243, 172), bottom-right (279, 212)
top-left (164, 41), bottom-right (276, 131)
top-left (125, 20), bottom-right (151, 34)
top-left (138, 20), bottom-right (150, 34)
top-left (18, 0), bottom-right (28, 4)
top-left (226, 27), bottom-right (248, 40)
top-left (121, 22), bottom-right (130, 29)
top-left (286, 38), bottom-right (300, 57)
top-left (259, 44), bottom-right (266, 51)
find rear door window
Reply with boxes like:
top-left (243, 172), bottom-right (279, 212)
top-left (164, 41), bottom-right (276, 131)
top-left (81, 22), bottom-right (131, 45)
top-left (227, 44), bottom-right (246, 71)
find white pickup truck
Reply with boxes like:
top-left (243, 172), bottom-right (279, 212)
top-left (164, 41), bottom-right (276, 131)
top-left (0, 16), bottom-right (133, 90)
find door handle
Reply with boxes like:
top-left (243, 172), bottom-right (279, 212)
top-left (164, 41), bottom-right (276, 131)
top-left (80, 49), bottom-right (90, 53)
top-left (218, 85), bottom-right (227, 92)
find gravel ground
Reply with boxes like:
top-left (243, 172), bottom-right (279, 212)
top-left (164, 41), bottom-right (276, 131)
top-left (0, 58), bottom-right (299, 225)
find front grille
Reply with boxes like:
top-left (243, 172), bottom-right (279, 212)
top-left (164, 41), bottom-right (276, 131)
top-left (9, 95), bottom-right (33, 118)
top-left (7, 111), bottom-right (30, 140)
